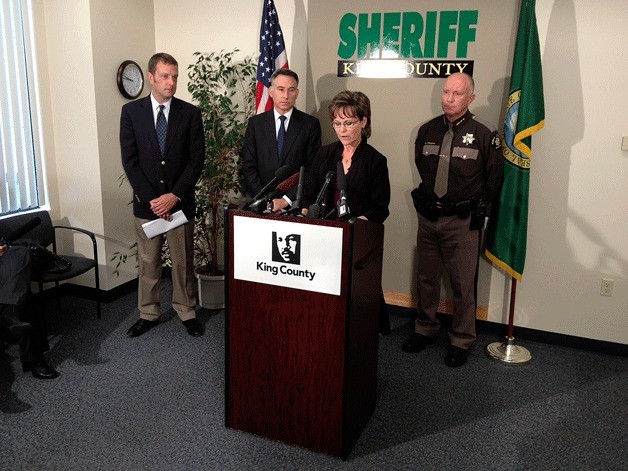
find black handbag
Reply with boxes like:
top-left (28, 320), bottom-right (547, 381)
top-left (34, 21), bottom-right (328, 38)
top-left (27, 242), bottom-right (72, 274)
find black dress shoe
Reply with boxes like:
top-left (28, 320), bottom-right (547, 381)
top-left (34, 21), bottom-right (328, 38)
top-left (401, 332), bottom-right (436, 353)
top-left (127, 319), bottom-right (158, 338)
top-left (445, 345), bottom-right (469, 367)
top-left (22, 358), bottom-right (59, 379)
top-left (183, 318), bottom-right (203, 337)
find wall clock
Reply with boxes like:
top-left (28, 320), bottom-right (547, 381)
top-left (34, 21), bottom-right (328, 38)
top-left (116, 60), bottom-right (144, 99)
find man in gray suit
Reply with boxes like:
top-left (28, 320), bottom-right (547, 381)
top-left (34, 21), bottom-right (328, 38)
top-left (242, 69), bottom-right (321, 212)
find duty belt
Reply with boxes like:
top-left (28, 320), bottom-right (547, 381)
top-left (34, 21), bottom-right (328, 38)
top-left (411, 188), bottom-right (480, 221)
top-left (431, 200), bottom-right (472, 217)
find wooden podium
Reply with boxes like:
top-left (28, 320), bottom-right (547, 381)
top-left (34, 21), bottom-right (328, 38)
top-left (224, 209), bottom-right (384, 458)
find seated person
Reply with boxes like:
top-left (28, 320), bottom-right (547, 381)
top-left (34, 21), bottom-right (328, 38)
top-left (0, 243), bottom-right (58, 379)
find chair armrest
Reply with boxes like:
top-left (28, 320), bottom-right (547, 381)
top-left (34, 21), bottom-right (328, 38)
top-left (53, 225), bottom-right (98, 261)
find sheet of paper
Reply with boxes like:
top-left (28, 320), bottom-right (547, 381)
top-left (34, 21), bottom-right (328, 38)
top-left (142, 210), bottom-right (188, 238)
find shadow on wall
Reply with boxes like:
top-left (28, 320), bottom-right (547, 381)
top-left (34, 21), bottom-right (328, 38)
top-left (312, 73), bottom-right (348, 144)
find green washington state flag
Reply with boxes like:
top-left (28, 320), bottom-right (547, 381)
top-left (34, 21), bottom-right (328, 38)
top-left (485, 0), bottom-right (545, 281)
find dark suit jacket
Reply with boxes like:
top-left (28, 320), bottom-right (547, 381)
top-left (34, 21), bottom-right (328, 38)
top-left (302, 139), bottom-right (391, 224)
top-left (242, 108), bottom-right (321, 200)
top-left (120, 95), bottom-right (205, 220)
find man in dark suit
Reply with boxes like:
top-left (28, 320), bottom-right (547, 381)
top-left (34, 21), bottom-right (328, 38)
top-left (242, 69), bottom-right (321, 212)
top-left (120, 52), bottom-right (205, 338)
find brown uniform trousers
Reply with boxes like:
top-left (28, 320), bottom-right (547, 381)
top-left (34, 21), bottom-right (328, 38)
top-left (414, 213), bottom-right (481, 349)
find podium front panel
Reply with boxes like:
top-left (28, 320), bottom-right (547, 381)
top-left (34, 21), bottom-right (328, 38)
top-left (225, 211), bottom-right (352, 456)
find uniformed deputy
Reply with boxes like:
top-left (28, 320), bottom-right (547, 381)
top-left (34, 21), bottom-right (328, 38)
top-left (403, 72), bottom-right (503, 367)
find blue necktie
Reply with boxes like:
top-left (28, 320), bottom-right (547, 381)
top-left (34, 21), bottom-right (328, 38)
top-left (277, 115), bottom-right (287, 161)
top-left (156, 104), bottom-right (167, 156)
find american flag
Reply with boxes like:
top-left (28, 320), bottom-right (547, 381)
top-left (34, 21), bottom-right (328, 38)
top-left (255, 0), bottom-right (289, 114)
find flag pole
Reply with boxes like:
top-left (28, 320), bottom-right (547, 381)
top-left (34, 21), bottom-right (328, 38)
top-left (485, 277), bottom-right (531, 364)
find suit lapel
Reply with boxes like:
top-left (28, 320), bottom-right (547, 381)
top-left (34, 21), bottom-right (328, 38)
top-left (262, 111), bottom-right (279, 162)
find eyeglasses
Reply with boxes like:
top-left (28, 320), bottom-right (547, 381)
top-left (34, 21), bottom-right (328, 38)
top-left (331, 120), bottom-right (358, 129)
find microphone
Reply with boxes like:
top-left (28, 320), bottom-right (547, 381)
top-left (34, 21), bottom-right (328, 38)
top-left (263, 172), bottom-right (300, 212)
top-left (248, 165), bottom-right (293, 212)
top-left (307, 170), bottom-right (334, 219)
top-left (291, 166), bottom-right (306, 212)
top-left (0, 217), bottom-right (42, 245)
top-left (276, 172), bottom-right (300, 196)
top-left (250, 172), bottom-right (300, 213)
top-left (336, 161), bottom-right (351, 221)
top-left (251, 165), bottom-right (292, 201)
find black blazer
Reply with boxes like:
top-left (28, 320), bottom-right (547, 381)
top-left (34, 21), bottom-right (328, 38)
top-left (242, 108), bottom-right (321, 200)
top-left (120, 95), bottom-right (205, 220)
top-left (302, 139), bottom-right (391, 224)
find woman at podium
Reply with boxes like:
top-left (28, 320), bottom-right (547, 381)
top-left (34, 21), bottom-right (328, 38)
top-left (301, 90), bottom-right (390, 223)
top-left (302, 90), bottom-right (391, 332)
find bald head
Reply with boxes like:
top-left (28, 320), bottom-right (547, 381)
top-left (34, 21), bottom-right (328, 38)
top-left (441, 73), bottom-right (476, 122)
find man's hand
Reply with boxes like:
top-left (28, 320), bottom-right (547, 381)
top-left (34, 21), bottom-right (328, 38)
top-left (271, 198), bottom-right (289, 213)
top-left (150, 193), bottom-right (179, 221)
top-left (0, 244), bottom-right (7, 257)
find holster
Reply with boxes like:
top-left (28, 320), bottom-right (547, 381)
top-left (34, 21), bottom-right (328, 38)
top-left (411, 188), bottom-right (437, 221)
top-left (469, 199), bottom-right (487, 230)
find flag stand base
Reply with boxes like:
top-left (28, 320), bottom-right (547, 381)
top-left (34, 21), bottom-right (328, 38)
top-left (485, 336), bottom-right (531, 364)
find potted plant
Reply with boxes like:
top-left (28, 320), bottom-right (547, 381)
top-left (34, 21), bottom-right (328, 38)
top-left (187, 49), bottom-right (256, 308)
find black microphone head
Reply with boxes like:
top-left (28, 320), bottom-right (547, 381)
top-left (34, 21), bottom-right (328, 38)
top-left (324, 170), bottom-right (334, 182)
top-left (275, 165), bottom-right (293, 182)
top-left (4, 216), bottom-right (42, 244)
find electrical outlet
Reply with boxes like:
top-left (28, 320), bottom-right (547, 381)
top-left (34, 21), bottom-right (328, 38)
top-left (600, 278), bottom-right (614, 297)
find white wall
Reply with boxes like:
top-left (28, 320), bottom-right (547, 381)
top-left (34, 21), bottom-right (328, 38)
top-left (34, 0), bottom-right (626, 344)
